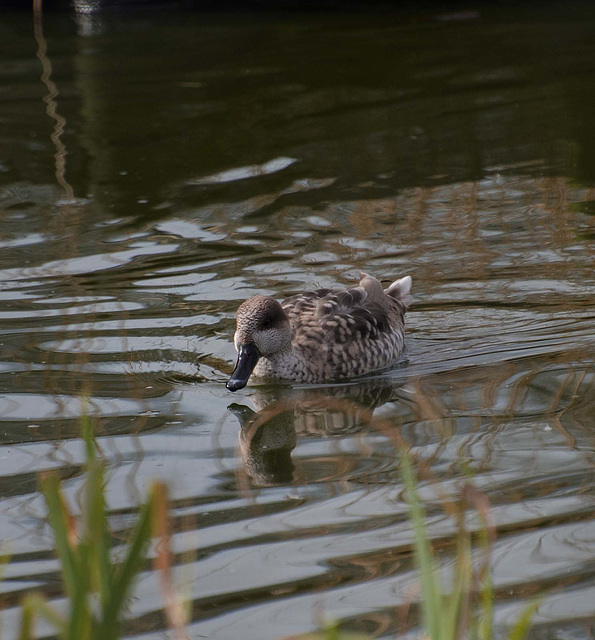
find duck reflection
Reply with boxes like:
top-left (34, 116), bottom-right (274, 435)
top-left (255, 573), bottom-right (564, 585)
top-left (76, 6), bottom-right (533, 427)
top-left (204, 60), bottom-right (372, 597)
top-left (228, 379), bottom-right (405, 486)
top-left (229, 402), bottom-right (297, 485)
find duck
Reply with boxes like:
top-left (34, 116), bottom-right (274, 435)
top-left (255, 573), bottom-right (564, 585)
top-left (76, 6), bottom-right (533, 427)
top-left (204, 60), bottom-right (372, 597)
top-left (226, 273), bottom-right (412, 391)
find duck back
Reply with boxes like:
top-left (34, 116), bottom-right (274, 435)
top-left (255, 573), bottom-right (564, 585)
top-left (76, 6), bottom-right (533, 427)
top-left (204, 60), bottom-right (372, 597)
top-left (253, 274), bottom-right (411, 383)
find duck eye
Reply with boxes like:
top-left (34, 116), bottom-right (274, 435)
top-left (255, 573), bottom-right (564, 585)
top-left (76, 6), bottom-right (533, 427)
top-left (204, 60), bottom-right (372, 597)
top-left (262, 317), bottom-right (272, 329)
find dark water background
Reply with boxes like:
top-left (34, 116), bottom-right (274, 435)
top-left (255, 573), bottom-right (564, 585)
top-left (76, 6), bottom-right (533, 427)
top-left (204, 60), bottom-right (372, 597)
top-left (1, 4), bottom-right (594, 639)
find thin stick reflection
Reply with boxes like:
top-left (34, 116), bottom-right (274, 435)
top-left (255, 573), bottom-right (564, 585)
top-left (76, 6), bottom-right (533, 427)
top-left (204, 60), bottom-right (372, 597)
top-left (33, 0), bottom-right (75, 202)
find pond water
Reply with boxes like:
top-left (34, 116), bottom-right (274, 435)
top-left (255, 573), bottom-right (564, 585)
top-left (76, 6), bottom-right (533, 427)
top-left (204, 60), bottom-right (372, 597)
top-left (1, 4), bottom-right (594, 639)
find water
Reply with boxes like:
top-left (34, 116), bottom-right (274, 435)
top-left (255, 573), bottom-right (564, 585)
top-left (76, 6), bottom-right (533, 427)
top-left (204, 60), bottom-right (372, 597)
top-left (1, 4), bottom-right (594, 639)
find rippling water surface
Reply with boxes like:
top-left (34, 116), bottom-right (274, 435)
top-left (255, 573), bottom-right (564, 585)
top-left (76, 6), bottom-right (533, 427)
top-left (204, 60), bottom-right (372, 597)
top-left (1, 5), bottom-right (594, 639)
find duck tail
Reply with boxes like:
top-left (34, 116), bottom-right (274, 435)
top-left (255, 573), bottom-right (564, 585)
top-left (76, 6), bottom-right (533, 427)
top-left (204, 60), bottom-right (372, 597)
top-left (385, 275), bottom-right (412, 303)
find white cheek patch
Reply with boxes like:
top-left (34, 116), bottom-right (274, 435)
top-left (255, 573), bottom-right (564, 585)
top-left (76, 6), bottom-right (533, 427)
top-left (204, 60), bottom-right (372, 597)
top-left (234, 332), bottom-right (239, 351)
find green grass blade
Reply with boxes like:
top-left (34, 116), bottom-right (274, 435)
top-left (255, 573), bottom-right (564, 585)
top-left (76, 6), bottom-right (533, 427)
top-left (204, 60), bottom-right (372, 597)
top-left (81, 413), bottom-right (112, 606)
top-left (18, 597), bottom-right (34, 640)
top-left (81, 413), bottom-right (97, 462)
top-left (322, 621), bottom-right (340, 640)
top-left (20, 593), bottom-right (67, 639)
top-left (98, 496), bottom-right (153, 640)
top-left (0, 551), bottom-right (9, 579)
top-left (84, 458), bottom-right (112, 607)
top-left (477, 547), bottom-right (494, 640)
top-left (443, 558), bottom-right (464, 640)
top-left (40, 472), bottom-right (92, 640)
top-left (400, 452), bottom-right (443, 640)
top-left (39, 473), bottom-right (81, 600)
top-left (507, 598), bottom-right (541, 640)
top-left (472, 487), bottom-right (495, 640)
top-left (444, 527), bottom-right (473, 640)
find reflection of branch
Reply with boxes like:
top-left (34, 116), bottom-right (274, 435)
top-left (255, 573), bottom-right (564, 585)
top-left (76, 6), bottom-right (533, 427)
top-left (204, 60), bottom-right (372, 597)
top-left (33, 0), bottom-right (75, 202)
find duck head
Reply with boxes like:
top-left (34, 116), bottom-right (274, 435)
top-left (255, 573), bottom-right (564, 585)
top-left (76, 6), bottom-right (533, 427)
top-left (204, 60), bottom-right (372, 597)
top-left (227, 295), bottom-right (291, 391)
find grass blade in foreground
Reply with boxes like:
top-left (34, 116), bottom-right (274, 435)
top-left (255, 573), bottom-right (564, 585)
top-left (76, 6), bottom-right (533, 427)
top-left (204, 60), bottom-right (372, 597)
top-left (291, 448), bottom-right (539, 640)
top-left (400, 452), bottom-right (445, 640)
top-left (18, 419), bottom-right (172, 640)
top-left (38, 472), bottom-right (91, 640)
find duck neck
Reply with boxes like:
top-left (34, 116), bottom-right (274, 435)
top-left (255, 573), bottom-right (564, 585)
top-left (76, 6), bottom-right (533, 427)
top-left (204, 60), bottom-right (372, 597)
top-left (256, 346), bottom-right (303, 379)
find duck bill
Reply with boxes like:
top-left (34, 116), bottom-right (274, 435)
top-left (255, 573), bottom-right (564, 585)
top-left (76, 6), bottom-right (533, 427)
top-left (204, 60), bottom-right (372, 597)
top-left (227, 343), bottom-right (261, 391)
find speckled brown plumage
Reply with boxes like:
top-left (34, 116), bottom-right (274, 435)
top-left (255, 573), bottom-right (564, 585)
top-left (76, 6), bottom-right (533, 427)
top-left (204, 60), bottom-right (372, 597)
top-left (226, 273), bottom-right (412, 391)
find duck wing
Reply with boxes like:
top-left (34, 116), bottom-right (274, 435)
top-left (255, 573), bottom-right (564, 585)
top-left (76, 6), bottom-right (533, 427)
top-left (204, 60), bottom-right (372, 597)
top-left (282, 284), bottom-right (389, 345)
top-left (281, 288), bottom-right (326, 325)
top-left (316, 287), bottom-right (390, 344)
